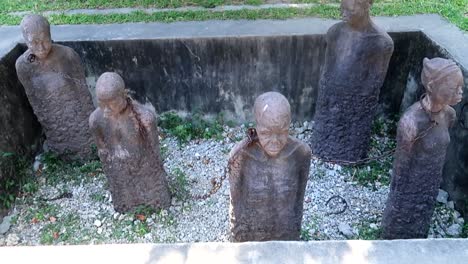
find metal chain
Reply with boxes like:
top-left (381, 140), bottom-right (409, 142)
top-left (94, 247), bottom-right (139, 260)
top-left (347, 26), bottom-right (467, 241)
top-left (192, 128), bottom-right (259, 200)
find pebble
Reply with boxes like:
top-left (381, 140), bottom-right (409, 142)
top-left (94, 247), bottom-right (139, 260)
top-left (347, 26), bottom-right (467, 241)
top-left (437, 189), bottom-right (449, 204)
top-left (338, 223), bottom-right (355, 238)
top-left (94, 220), bottom-right (102, 227)
top-left (3, 122), bottom-right (465, 245)
top-left (0, 215), bottom-right (14, 235)
top-left (446, 224), bottom-right (462, 237)
top-left (6, 233), bottom-right (20, 246)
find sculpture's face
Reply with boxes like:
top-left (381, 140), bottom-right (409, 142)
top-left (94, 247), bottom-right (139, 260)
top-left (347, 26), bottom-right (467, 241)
top-left (99, 94), bottom-right (127, 115)
top-left (26, 31), bottom-right (52, 60)
top-left (256, 120), bottom-right (289, 158)
top-left (341, 0), bottom-right (368, 26)
top-left (431, 70), bottom-right (464, 106)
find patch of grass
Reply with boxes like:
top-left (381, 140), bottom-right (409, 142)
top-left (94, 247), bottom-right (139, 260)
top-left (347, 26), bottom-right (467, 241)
top-left (39, 152), bottom-right (104, 187)
top-left (39, 214), bottom-right (81, 245)
top-left (354, 222), bottom-right (381, 240)
top-left (26, 202), bottom-right (60, 223)
top-left (90, 193), bottom-right (107, 203)
top-left (462, 222), bottom-right (468, 238)
top-left (168, 167), bottom-right (191, 201)
top-left (0, 0), bottom-right (248, 12)
top-left (0, 151), bottom-right (33, 209)
top-left (342, 116), bottom-right (396, 188)
top-left (159, 111), bottom-right (226, 144)
top-left (0, 1), bottom-right (466, 32)
top-left (301, 216), bottom-right (327, 241)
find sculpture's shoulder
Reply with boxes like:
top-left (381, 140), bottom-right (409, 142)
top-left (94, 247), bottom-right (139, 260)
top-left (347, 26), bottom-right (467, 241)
top-left (133, 101), bottom-right (157, 126)
top-left (15, 50), bottom-right (33, 76)
top-left (50, 44), bottom-right (82, 63)
top-left (229, 138), bottom-right (249, 162)
top-left (370, 25), bottom-right (394, 53)
top-left (326, 22), bottom-right (345, 39)
top-left (89, 108), bottom-right (104, 132)
top-left (284, 137), bottom-right (312, 159)
top-left (397, 103), bottom-right (421, 140)
top-left (444, 105), bottom-right (456, 127)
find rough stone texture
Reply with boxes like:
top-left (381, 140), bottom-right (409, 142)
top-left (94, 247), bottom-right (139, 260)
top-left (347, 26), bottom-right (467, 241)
top-left (311, 1), bottom-right (394, 162)
top-left (0, 45), bottom-right (41, 214)
top-left (228, 92), bottom-right (311, 242)
top-left (15, 15), bottom-right (94, 161)
top-left (382, 58), bottom-right (464, 239)
top-left (89, 73), bottom-right (171, 213)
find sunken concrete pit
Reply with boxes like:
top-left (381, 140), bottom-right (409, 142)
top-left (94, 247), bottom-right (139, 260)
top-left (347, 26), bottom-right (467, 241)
top-left (0, 14), bottom-right (467, 261)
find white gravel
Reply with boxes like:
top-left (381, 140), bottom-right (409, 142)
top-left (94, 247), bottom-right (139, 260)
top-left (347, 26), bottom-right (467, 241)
top-left (0, 121), bottom-right (464, 246)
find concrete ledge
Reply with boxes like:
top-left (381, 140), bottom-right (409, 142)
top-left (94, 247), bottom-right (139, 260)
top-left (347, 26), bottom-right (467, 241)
top-left (1, 239), bottom-right (468, 263)
top-left (1, 15), bottom-right (467, 68)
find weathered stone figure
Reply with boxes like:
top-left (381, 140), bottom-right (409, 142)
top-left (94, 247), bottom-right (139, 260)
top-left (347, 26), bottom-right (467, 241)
top-left (228, 92), bottom-right (312, 242)
top-left (15, 15), bottom-right (94, 160)
top-left (311, 0), bottom-right (394, 162)
top-left (89, 72), bottom-right (171, 212)
top-left (381, 58), bottom-right (464, 239)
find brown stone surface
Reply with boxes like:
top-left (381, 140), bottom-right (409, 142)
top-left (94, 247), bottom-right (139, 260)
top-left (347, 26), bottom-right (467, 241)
top-left (311, 0), bottom-right (394, 162)
top-left (89, 72), bottom-right (171, 213)
top-left (15, 15), bottom-right (94, 161)
top-left (382, 58), bottom-right (464, 239)
top-left (228, 92), bottom-right (311, 242)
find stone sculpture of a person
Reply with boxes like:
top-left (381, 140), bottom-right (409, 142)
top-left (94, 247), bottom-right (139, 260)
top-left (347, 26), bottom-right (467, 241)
top-left (89, 72), bottom-right (171, 212)
top-left (228, 92), bottom-right (312, 242)
top-left (311, 0), bottom-right (394, 162)
top-left (15, 14), bottom-right (95, 160)
top-left (381, 58), bottom-right (464, 239)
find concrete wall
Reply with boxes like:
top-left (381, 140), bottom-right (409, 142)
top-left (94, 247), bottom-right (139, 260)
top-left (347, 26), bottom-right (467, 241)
top-left (0, 15), bottom-right (467, 219)
top-left (61, 32), bottom-right (426, 122)
top-left (0, 45), bottom-right (41, 206)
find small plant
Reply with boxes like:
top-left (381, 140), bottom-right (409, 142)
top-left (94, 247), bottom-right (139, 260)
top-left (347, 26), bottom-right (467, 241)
top-left (354, 222), bottom-right (381, 240)
top-left (159, 111), bottom-right (227, 144)
top-left (168, 167), bottom-right (190, 201)
top-left (90, 193), bottom-right (107, 203)
top-left (79, 160), bottom-right (102, 175)
top-left (0, 151), bottom-right (33, 209)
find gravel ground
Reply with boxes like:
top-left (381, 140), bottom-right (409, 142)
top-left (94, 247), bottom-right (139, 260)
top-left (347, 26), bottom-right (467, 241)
top-left (0, 120), bottom-right (465, 246)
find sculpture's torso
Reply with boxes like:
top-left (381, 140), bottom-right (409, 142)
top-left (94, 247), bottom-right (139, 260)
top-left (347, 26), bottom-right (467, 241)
top-left (229, 137), bottom-right (311, 242)
top-left (382, 102), bottom-right (453, 239)
top-left (16, 44), bottom-right (94, 160)
top-left (311, 22), bottom-right (394, 161)
top-left (89, 103), bottom-right (171, 212)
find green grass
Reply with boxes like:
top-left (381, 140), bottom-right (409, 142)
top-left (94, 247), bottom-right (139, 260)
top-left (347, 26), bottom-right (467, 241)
top-left (342, 116), bottom-right (397, 188)
top-left (0, 151), bottom-right (35, 209)
top-left (159, 111), bottom-right (228, 144)
top-left (168, 167), bottom-right (191, 201)
top-left (0, 1), bottom-right (465, 31)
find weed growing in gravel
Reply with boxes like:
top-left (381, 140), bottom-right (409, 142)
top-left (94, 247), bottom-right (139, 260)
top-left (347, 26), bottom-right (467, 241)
top-left (90, 192), bottom-right (107, 203)
top-left (40, 152), bottom-right (104, 186)
top-left (342, 116), bottom-right (397, 188)
top-left (301, 216), bottom-right (327, 241)
top-left (25, 202), bottom-right (60, 223)
top-left (462, 222), bottom-right (468, 238)
top-left (168, 167), bottom-right (191, 201)
top-left (354, 221), bottom-right (382, 240)
top-left (159, 111), bottom-right (228, 144)
top-left (39, 214), bottom-right (81, 245)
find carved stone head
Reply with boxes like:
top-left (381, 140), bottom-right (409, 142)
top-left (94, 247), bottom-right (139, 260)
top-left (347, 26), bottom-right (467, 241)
top-left (340, 0), bottom-right (373, 26)
top-left (254, 92), bottom-right (292, 157)
top-left (96, 72), bottom-right (128, 115)
top-left (421, 58), bottom-right (464, 106)
top-left (20, 14), bottom-right (52, 60)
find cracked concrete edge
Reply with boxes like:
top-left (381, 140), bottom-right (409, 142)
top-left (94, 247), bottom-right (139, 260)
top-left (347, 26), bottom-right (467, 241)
top-left (1, 239), bottom-right (468, 264)
top-left (0, 15), bottom-right (466, 67)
